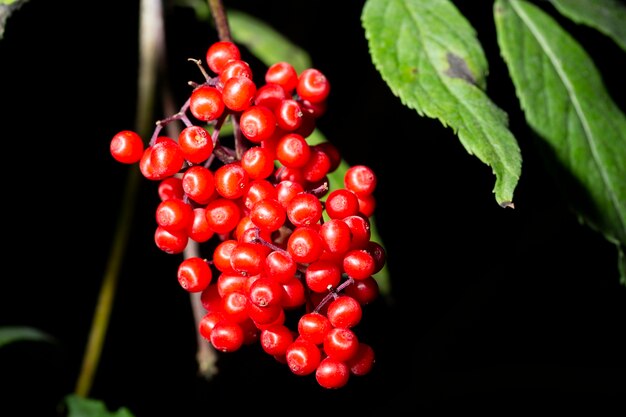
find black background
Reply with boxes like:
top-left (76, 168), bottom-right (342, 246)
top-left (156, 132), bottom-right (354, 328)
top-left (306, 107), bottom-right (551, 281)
top-left (0, 0), bottom-right (625, 415)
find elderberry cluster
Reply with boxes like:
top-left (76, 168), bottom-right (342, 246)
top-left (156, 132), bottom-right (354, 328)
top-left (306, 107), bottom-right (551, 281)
top-left (109, 40), bottom-right (385, 389)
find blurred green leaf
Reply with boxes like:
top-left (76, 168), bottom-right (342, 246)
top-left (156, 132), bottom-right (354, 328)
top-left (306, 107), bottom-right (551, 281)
top-left (227, 9), bottom-right (312, 73)
top-left (362, 0), bottom-right (521, 208)
top-left (495, 0), bottom-right (626, 283)
top-left (0, 326), bottom-right (55, 348)
top-left (549, 0), bottom-right (626, 52)
top-left (65, 395), bottom-right (135, 417)
top-left (0, 0), bottom-right (28, 40)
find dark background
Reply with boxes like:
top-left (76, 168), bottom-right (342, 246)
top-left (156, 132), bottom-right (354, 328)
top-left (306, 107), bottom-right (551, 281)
top-left (0, 0), bottom-right (624, 415)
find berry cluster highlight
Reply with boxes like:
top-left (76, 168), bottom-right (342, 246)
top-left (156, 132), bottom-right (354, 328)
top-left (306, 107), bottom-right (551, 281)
top-left (109, 40), bottom-right (385, 389)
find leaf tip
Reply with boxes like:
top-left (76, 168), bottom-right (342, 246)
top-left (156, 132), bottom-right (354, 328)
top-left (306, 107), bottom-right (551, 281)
top-left (499, 201), bottom-right (515, 209)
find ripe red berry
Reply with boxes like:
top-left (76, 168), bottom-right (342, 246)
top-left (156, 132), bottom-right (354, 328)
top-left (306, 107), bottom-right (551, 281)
top-left (154, 225), bottom-right (188, 254)
top-left (297, 312), bottom-right (331, 345)
top-left (285, 338), bottom-right (322, 376)
top-left (346, 342), bottom-right (375, 376)
top-left (204, 198), bottom-right (241, 235)
top-left (189, 85), bottom-right (225, 122)
top-left (326, 295), bottom-right (362, 328)
top-left (239, 105), bottom-right (277, 143)
top-left (221, 76), bottom-right (257, 112)
top-left (178, 125), bottom-right (214, 163)
top-left (182, 165), bottom-right (216, 204)
top-left (297, 68), bottom-right (330, 103)
top-left (286, 192), bottom-right (323, 227)
top-left (323, 327), bottom-right (359, 362)
top-left (344, 165), bottom-right (377, 197)
top-left (240, 146), bottom-right (275, 180)
top-left (210, 320), bottom-right (244, 352)
top-left (250, 198), bottom-right (286, 233)
top-left (260, 325), bottom-right (294, 356)
top-left (305, 259), bottom-right (342, 293)
top-left (214, 162), bottom-right (249, 199)
top-left (275, 133), bottom-right (311, 168)
top-left (177, 257), bottom-right (212, 292)
top-left (206, 41), bottom-right (241, 74)
top-left (110, 130), bottom-right (144, 164)
top-left (219, 59), bottom-right (253, 84)
top-left (155, 198), bottom-right (194, 232)
top-left (315, 357), bottom-right (350, 389)
top-left (139, 137), bottom-right (185, 181)
top-left (287, 226), bottom-right (324, 264)
top-left (265, 61), bottom-right (298, 94)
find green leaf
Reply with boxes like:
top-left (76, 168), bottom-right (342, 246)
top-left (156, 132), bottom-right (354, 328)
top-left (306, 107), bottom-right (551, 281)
top-left (65, 395), bottom-right (135, 417)
top-left (307, 129), bottom-right (392, 298)
top-left (227, 9), bottom-right (312, 74)
top-left (0, 326), bottom-right (55, 347)
top-left (0, 0), bottom-right (28, 40)
top-left (549, 0), bottom-right (626, 53)
top-left (494, 0), bottom-right (626, 282)
top-left (362, 0), bottom-right (522, 207)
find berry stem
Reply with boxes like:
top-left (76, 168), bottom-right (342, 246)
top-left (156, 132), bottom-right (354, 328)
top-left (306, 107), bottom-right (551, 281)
top-left (208, 0), bottom-right (232, 42)
top-left (313, 277), bottom-right (355, 313)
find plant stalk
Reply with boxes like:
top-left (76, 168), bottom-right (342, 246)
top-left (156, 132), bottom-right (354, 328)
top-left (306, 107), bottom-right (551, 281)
top-left (74, 0), bottom-right (163, 397)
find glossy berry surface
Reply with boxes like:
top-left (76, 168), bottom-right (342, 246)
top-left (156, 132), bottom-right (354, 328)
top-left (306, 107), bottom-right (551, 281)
top-left (109, 40), bottom-right (387, 390)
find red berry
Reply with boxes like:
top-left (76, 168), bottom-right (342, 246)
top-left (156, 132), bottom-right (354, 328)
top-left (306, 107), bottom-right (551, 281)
top-left (139, 137), bottom-right (185, 181)
top-left (287, 226), bottom-right (324, 264)
top-left (254, 83), bottom-right (287, 110)
top-left (343, 249), bottom-right (376, 280)
top-left (110, 130), bottom-right (144, 164)
top-left (241, 146), bottom-right (275, 180)
top-left (264, 250), bottom-right (297, 285)
top-left (154, 226), bottom-right (188, 254)
top-left (158, 177), bottom-right (184, 201)
top-left (155, 198), bottom-right (194, 232)
top-left (239, 105), bottom-right (277, 143)
top-left (280, 277), bottom-right (306, 309)
top-left (323, 327), bottom-right (359, 362)
top-left (325, 188), bottom-right (360, 220)
top-left (343, 276), bottom-right (379, 305)
top-left (297, 312), bottom-right (331, 345)
top-left (219, 59), bottom-right (253, 84)
top-left (250, 198), bottom-right (287, 233)
top-left (326, 295), bottom-right (362, 328)
top-left (260, 325), bottom-right (294, 356)
top-left (297, 68), bottom-right (330, 103)
top-left (285, 338), bottom-right (321, 376)
top-left (178, 125), bottom-right (214, 164)
top-left (275, 133), bottom-right (311, 168)
top-left (187, 207), bottom-right (215, 243)
top-left (182, 165), bottom-right (216, 204)
top-left (206, 41), bottom-right (241, 74)
top-left (305, 259), bottom-right (342, 293)
top-left (344, 165), bottom-right (377, 197)
top-left (286, 192), bottom-right (323, 227)
top-left (316, 357), bottom-right (350, 389)
top-left (265, 61), bottom-right (298, 94)
top-left (210, 320), bottom-right (244, 352)
top-left (221, 76), bottom-right (257, 112)
top-left (205, 198), bottom-right (241, 235)
top-left (189, 85), bottom-right (225, 122)
top-left (214, 162), bottom-right (249, 199)
top-left (177, 257), bottom-right (212, 292)
top-left (346, 342), bottom-right (375, 376)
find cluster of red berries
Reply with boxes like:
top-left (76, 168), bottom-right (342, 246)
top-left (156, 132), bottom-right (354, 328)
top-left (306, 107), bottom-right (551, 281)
top-left (109, 40), bottom-right (385, 389)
